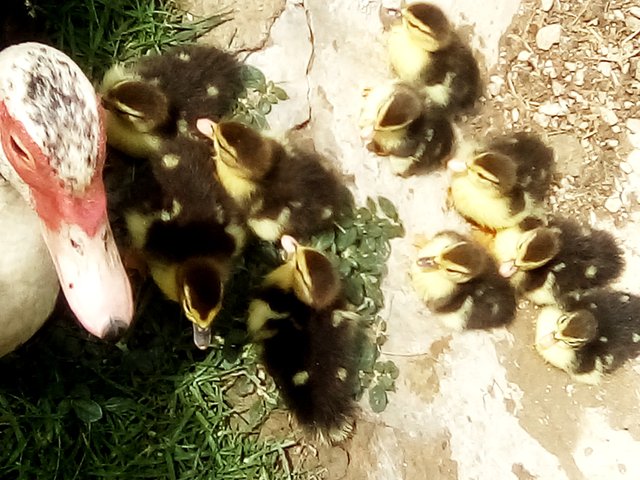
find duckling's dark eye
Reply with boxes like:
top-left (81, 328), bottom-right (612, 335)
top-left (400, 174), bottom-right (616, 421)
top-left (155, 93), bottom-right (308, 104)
top-left (476, 171), bottom-right (497, 184)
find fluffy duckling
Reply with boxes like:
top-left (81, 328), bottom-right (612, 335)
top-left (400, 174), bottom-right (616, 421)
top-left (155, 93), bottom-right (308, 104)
top-left (410, 231), bottom-right (516, 330)
top-left (121, 134), bottom-right (247, 349)
top-left (247, 235), bottom-right (360, 443)
top-left (100, 44), bottom-right (243, 158)
top-left (386, 2), bottom-right (481, 116)
top-left (448, 132), bottom-right (554, 230)
top-left (196, 119), bottom-right (352, 242)
top-left (494, 217), bottom-right (624, 305)
top-left (535, 304), bottom-right (603, 384)
top-left (359, 81), bottom-right (454, 176)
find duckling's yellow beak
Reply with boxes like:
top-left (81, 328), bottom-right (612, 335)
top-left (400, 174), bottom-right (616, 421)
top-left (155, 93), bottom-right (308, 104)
top-left (192, 325), bottom-right (212, 350)
top-left (181, 282), bottom-right (223, 350)
top-left (447, 158), bottom-right (468, 173)
top-left (499, 260), bottom-right (518, 278)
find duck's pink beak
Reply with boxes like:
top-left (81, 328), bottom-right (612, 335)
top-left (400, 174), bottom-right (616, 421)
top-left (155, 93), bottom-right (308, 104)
top-left (33, 181), bottom-right (134, 340)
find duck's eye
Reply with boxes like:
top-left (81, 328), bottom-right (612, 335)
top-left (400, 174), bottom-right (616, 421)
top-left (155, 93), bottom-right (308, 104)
top-left (8, 135), bottom-right (35, 170)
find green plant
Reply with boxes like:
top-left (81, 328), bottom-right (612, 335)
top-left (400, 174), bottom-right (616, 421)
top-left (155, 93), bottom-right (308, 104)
top-left (310, 197), bottom-right (404, 413)
top-left (231, 65), bottom-right (289, 130)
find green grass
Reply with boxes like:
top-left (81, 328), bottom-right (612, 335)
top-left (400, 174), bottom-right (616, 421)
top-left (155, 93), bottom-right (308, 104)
top-left (31, 0), bottom-right (228, 79)
top-left (0, 292), bottom-right (297, 479)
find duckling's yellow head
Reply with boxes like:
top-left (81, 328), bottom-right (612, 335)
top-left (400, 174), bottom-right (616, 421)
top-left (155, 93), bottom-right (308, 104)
top-left (375, 84), bottom-right (424, 132)
top-left (451, 152), bottom-right (518, 193)
top-left (197, 119), bottom-right (276, 180)
top-left (415, 232), bottom-right (487, 284)
top-left (177, 258), bottom-right (224, 350)
top-left (554, 310), bottom-right (598, 349)
top-left (359, 83), bottom-right (424, 152)
top-left (102, 80), bottom-right (170, 133)
top-left (500, 227), bottom-right (562, 277)
top-left (402, 3), bottom-right (453, 52)
top-left (281, 235), bottom-right (341, 310)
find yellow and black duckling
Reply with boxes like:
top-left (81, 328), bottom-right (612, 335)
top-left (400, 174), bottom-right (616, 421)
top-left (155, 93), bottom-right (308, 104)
top-left (410, 231), bottom-right (516, 331)
top-left (247, 235), bottom-right (361, 443)
top-left (100, 44), bottom-right (243, 158)
top-left (448, 132), bottom-right (555, 231)
top-left (386, 2), bottom-right (481, 116)
top-left (493, 216), bottom-right (625, 306)
top-left (535, 303), bottom-right (603, 385)
top-left (359, 81), bottom-right (454, 177)
top-left (196, 119), bottom-right (352, 242)
top-left (117, 134), bottom-right (247, 349)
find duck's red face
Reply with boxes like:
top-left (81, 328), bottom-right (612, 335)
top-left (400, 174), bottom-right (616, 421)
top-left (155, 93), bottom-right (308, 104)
top-left (0, 42), bottom-right (133, 340)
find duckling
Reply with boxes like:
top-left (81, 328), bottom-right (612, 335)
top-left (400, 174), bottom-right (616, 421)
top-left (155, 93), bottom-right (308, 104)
top-left (359, 81), bottom-right (454, 177)
top-left (196, 119), bottom-right (352, 242)
top-left (247, 235), bottom-right (360, 443)
top-left (535, 304), bottom-right (603, 384)
top-left (494, 217), bottom-right (624, 305)
top-left (410, 231), bottom-right (516, 330)
top-left (100, 44), bottom-right (243, 158)
top-left (121, 134), bottom-right (247, 349)
top-left (448, 132), bottom-right (554, 230)
top-left (387, 2), bottom-right (481, 116)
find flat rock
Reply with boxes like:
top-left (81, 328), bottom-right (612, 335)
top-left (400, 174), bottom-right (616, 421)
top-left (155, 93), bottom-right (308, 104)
top-left (548, 133), bottom-right (585, 177)
top-left (604, 194), bottom-right (623, 213)
top-left (244, 0), bottom-right (312, 130)
top-left (536, 24), bottom-right (562, 50)
top-left (180, 0), bottom-right (285, 52)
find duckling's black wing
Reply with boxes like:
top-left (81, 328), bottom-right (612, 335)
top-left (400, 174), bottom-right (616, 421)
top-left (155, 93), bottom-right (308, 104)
top-left (141, 134), bottom-right (244, 261)
top-left (105, 146), bottom-right (166, 249)
top-left (254, 286), bottom-right (359, 442)
top-left (489, 133), bottom-right (555, 201)
top-left (466, 271), bottom-right (517, 329)
top-left (148, 134), bottom-right (239, 223)
top-left (136, 44), bottom-right (243, 126)
top-left (400, 113), bottom-right (454, 176)
top-left (426, 39), bottom-right (481, 114)
top-left (257, 148), bottom-right (353, 240)
top-left (550, 218), bottom-right (624, 294)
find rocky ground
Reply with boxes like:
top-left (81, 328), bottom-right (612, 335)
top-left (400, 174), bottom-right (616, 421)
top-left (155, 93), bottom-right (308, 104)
top-left (183, 1), bottom-right (640, 478)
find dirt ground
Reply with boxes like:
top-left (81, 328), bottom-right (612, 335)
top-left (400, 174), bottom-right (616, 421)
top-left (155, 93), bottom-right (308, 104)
top-left (183, 0), bottom-right (640, 478)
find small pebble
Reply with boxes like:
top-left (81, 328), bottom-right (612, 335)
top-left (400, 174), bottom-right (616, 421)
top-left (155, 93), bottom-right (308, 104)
top-left (541, 0), bottom-right (553, 11)
top-left (620, 161), bottom-right (633, 174)
top-left (517, 50), bottom-right (531, 62)
top-left (597, 62), bottom-right (612, 77)
top-left (539, 102), bottom-right (565, 116)
top-left (536, 24), bottom-right (562, 51)
top-left (600, 107), bottom-right (619, 126)
top-left (604, 195), bottom-right (622, 213)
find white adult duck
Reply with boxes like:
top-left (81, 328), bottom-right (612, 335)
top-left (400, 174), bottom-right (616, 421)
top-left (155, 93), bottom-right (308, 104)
top-left (0, 42), bottom-right (134, 356)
